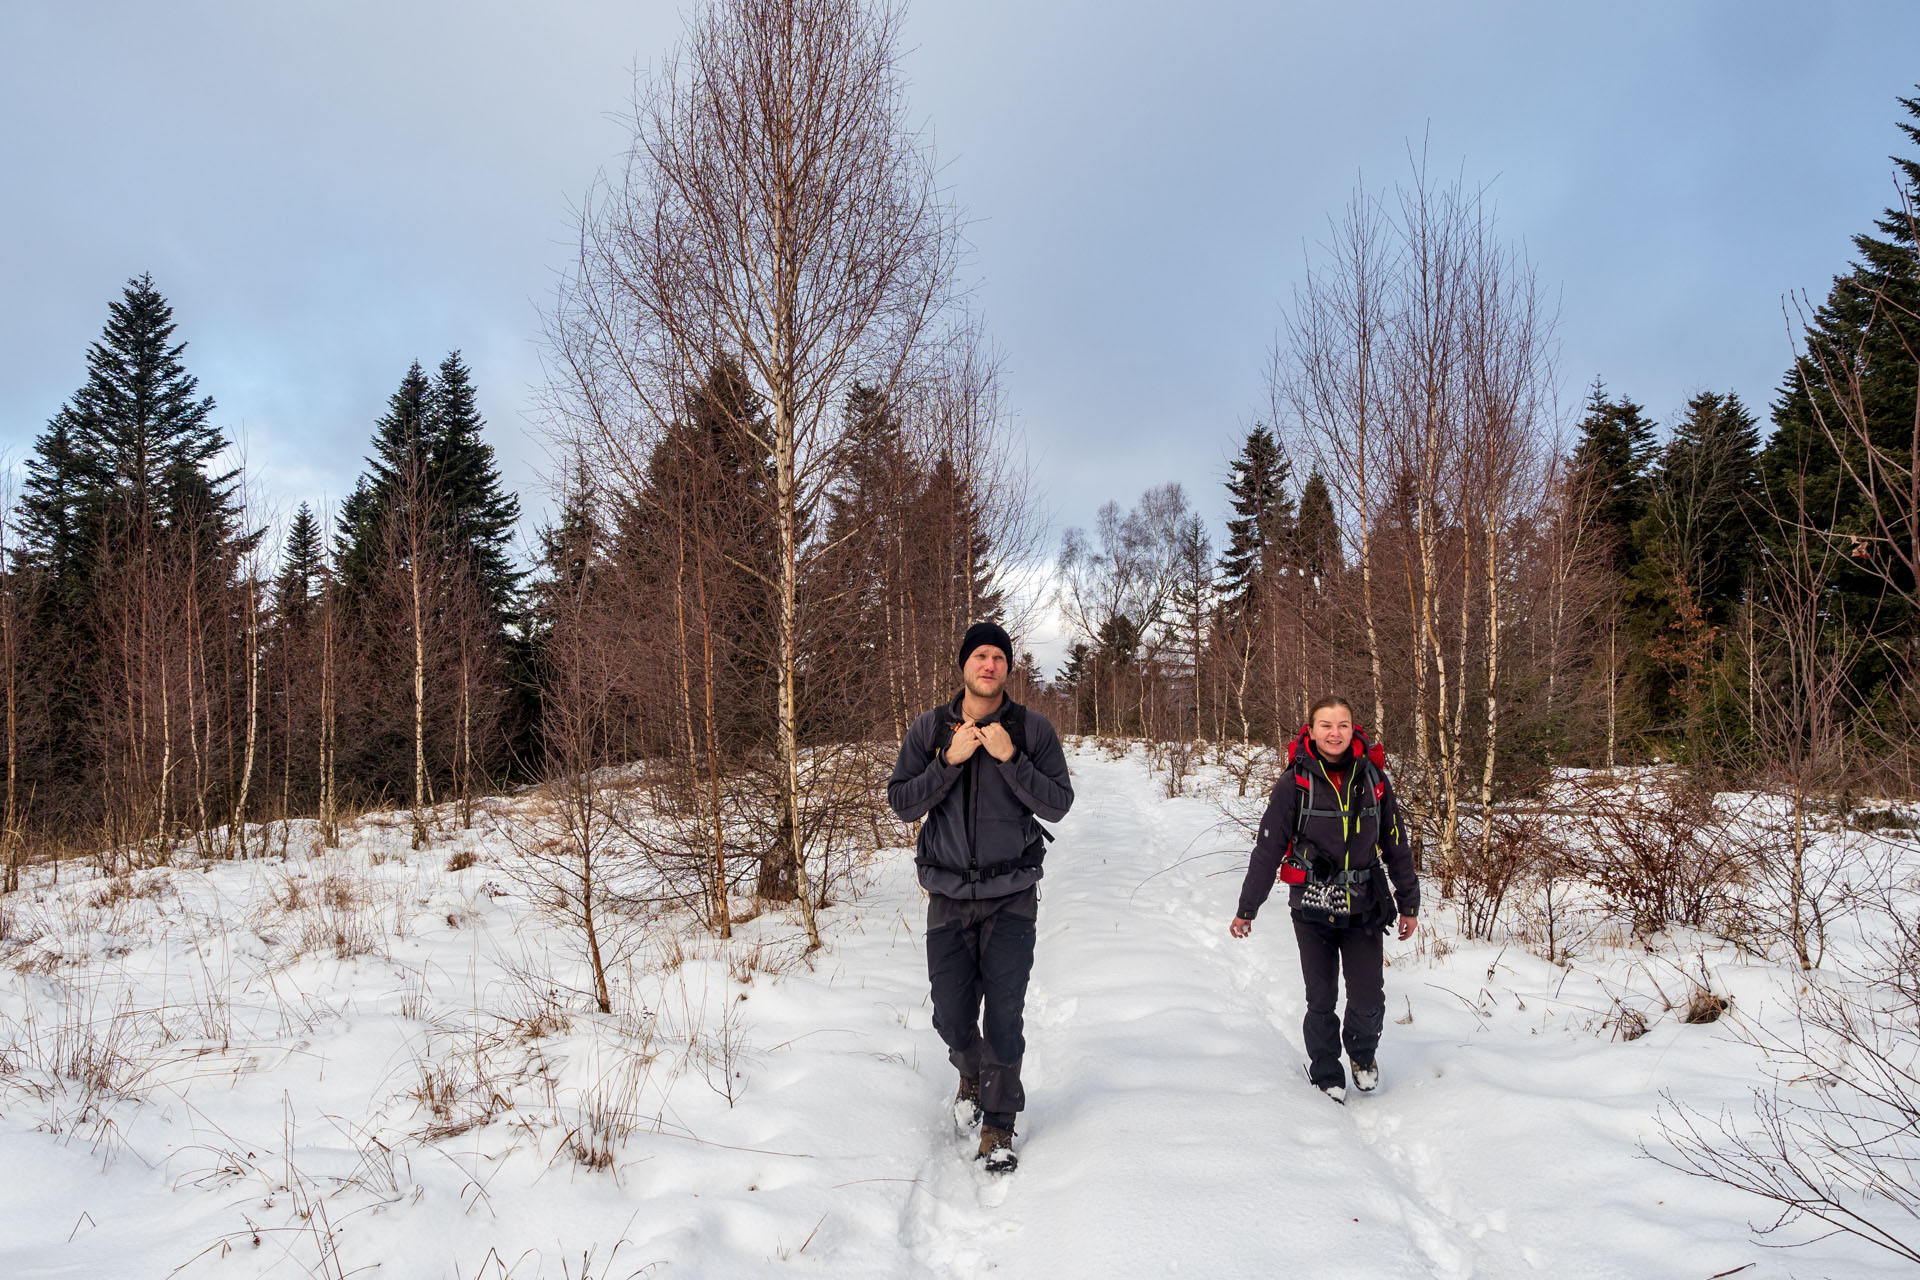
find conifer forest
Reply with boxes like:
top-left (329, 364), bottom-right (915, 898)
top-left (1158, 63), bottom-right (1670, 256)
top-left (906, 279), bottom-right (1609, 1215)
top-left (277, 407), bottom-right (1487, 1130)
top-left (4, 2), bottom-right (1920, 1274)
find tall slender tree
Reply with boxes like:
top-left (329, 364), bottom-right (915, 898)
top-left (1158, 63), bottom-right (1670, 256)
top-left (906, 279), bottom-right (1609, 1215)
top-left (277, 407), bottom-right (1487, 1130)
top-left (276, 503), bottom-right (325, 623)
top-left (13, 276), bottom-right (252, 836)
top-left (550, 0), bottom-right (961, 945)
top-left (1643, 390), bottom-right (1762, 621)
top-left (335, 361), bottom-right (434, 601)
top-left (428, 351), bottom-right (523, 621)
top-left (1217, 424), bottom-right (1293, 614)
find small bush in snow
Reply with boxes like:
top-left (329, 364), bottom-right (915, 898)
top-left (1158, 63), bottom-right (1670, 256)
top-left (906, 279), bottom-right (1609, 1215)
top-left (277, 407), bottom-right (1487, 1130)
top-left (1552, 774), bottom-right (1745, 940)
top-left (1681, 986), bottom-right (1729, 1024)
top-left (1607, 1004), bottom-right (1650, 1042)
top-left (1849, 806), bottom-right (1916, 833)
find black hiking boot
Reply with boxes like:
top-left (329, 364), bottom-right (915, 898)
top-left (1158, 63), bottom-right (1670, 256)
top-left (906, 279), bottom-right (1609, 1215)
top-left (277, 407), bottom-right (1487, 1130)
top-left (952, 1076), bottom-right (983, 1132)
top-left (1303, 1062), bottom-right (1346, 1105)
top-left (1352, 1060), bottom-right (1380, 1093)
top-left (977, 1123), bottom-right (1017, 1174)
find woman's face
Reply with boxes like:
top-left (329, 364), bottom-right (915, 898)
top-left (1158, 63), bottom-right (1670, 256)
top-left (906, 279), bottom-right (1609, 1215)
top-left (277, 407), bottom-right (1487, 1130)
top-left (1310, 705), bottom-right (1354, 759)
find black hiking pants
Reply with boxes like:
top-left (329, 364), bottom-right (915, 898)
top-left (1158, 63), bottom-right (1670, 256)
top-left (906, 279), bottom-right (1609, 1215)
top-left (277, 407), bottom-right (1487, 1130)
top-left (926, 886), bottom-right (1037, 1129)
top-left (1294, 916), bottom-right (1386, 1090)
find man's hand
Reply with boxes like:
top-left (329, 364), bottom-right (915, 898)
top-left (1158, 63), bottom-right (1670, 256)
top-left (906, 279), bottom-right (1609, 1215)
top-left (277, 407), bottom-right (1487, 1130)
top-left (979, 721), bottom-right (1015, 762)
top-left (1229, 916), bottom-right (1252, 939)
top-left (1397, 915), bottom-right (1417, 942)
top-left (945, 718), bottom-right (984, 765)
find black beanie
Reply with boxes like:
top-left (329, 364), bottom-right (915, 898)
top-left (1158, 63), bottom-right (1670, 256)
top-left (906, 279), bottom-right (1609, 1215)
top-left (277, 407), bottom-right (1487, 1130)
top-left (958, 621), bottom-right (1014, 668)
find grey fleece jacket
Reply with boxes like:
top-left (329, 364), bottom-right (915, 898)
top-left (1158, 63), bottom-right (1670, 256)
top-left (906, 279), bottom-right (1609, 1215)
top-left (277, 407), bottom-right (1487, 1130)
top-left (886, 695), bottom-right (1074, 899)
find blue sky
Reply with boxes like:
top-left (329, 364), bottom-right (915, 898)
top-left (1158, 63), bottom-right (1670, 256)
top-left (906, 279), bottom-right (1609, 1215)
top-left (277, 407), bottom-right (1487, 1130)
top-left (4, 1), bottom-right (1917, 612)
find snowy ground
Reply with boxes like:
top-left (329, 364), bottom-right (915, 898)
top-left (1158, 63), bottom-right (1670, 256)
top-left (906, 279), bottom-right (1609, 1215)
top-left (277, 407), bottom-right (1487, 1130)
top-left (0, 745), bottom-right (1908, 1278)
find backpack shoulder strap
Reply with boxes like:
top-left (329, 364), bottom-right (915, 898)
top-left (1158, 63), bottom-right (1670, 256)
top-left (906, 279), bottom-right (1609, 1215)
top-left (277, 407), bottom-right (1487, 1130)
top-left (1002, 700), bottom-right (1029, 757)
top-left (1286, 757), bottom-right (1314, 847)
top-left (1350, 727), bottom-right (1389, 805)
top-left (931, 701), bottom-right (963, 757)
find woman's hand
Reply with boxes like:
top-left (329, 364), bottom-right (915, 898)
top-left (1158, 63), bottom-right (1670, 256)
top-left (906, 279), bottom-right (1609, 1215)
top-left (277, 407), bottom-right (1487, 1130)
top-left (1229, 916), bottom-right (1253, 939)
top-left (1397, 915), bottom-right (1417, 941)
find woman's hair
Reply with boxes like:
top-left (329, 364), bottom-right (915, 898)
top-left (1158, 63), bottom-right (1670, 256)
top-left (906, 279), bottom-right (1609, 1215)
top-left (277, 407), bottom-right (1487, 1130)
top-left (1307, 696), bottom-right (1354, 723)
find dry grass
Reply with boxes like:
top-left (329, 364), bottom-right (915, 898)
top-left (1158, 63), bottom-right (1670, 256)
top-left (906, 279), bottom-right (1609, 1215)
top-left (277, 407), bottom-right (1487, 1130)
top-left (265, 867), bottom-right (390, 962)
top-left (86, 870), bottom-right (171, 911)
top-left (566, 1052), bottom-right (655, 1173)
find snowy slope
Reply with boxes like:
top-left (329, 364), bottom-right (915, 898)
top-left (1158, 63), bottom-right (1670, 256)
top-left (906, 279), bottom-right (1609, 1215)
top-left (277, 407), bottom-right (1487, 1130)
top-left (0, 746), bottom-right (1905, 1278)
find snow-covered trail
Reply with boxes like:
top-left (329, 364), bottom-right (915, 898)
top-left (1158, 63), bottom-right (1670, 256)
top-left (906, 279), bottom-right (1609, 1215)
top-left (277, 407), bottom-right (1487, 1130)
top-left (898, 749), bottom-right (1518, 1279)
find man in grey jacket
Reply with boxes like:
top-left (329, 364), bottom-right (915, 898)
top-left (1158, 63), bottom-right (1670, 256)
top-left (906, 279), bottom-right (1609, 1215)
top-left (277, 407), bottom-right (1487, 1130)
top-left (886, 621), bottom-right (1074, 1173)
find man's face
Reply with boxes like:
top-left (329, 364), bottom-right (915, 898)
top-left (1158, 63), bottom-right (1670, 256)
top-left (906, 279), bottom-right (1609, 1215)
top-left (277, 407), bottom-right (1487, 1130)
top-left (1310, 706), bottom-right (1353, 760)
top-left (963, 645), bottom-right (1009, 700)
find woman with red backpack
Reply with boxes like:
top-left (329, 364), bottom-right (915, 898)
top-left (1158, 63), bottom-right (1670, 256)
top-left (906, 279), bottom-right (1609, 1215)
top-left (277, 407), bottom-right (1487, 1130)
top-left (1228, 696), bottom-right (1420, 1102)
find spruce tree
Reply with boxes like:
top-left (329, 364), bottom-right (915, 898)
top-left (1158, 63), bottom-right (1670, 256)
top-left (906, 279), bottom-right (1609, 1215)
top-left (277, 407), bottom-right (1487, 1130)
top-left (19, 274), bottom-right (248, 575)
top-left (917, 450), bottom-right (1004, 628)
top-left (11, 413), bottom-right (102, 815)
top-left (632, 357), bottom-right (778, 569)
top-left (11, 275), bottom-right (253, 828)
top-left (534, 464), bottom-right (602, 599)
top-left (1059, 642), bottom-right (1091, 689)
top-left (1217, 424), bottom-right (1294, 612)
top-left (523, 464), bottom-right (604, 722)
top-left (1058, 640), bottom-right (1094, 729)
top-left (821, 383), bottom-right (909, 587)
top-left (335, 361), bottom-right (434, 601)
top-left (335, 352), bottom-right (524, 617)
top-left (1292, 470), bottom-right (1340, 586)
top-left (12, 415), bottom-right (105, 609)
top-left (275, 503), bottom-right (326, 624)
top-left (818, 384), bottom-right (911, 696)
top-left (1644, 391), bottom-right (1761, 619)
top-left (428, 351), bottom-right (523, 620)
top-left (1762, 88), bottom-right (1920, 630)
top-left (625, 358), bottom-right (780, 749)
top-left (1567, 381), bottom-right (1658, 572)
top-left (369, 361), bottom-right (435, 495)
top-left (1096, 614), bottom-right (1141, 671)
top-left (6, 276), bottom-right (255, 832)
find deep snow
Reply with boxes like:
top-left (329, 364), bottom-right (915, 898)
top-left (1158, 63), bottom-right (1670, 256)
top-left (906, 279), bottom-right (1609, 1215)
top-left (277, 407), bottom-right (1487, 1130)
top-left (0, 746), bottom-right (1907, 1278)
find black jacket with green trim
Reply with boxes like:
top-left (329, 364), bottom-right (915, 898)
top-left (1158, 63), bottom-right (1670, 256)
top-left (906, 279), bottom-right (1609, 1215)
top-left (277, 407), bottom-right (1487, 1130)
top-left (1236, 745), bottom-right (1420, 925)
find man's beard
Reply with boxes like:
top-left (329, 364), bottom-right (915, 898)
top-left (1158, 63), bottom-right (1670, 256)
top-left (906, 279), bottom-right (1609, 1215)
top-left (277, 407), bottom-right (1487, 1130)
top-left (964, 675), bottom-right (1003, 701)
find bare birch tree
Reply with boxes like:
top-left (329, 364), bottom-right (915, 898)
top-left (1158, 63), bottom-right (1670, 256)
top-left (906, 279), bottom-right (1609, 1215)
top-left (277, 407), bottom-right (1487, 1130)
top-left (1457, 207), bottom-right (1555, 867)
top-left (548, 0), bottom-right (959, 948)
top-left (1274, 158), bottom-right (1554, 892)
top-left (0, 478), bottom-right (28, 890)
top-left (1278, 186), bottom-right (1393, 737)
